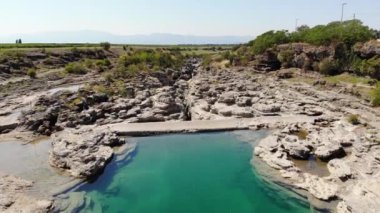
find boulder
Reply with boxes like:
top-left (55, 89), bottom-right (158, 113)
top-left (126, 107), bottom-right (141, 118)
top-left (218, 108), bottom-right (232, 117)
top-left (297, 173), bottom-right (338, 201)
top-left (236, 96), bottom-right (252, 107)
top-left (315, 143), bottom-right (346, 161)
top-left (254, 103), bottom-right (281, 113)
top-left (218, 91), bottom-right (238, 105)
top-left (137, 111), bottom-right (165, 122)
top-left (253, 50), bottom-right (281, 72)
top-left (354, 40), bottom-right (380, 59)
top-left (327, 159), bottom-right (353, 180)
top-left (255, 136), bottom-right (295, 170)
top-left (91, 93), bottom-right (108, 103)
top-left (282, 135), bottom-right (312, 160)
top-left (49, 129), bottom-right (129, 179)
top-left (22, 106), bottom-right (60, 135)
top-left (302, 107), bottom-right (324, 116)
top-left (261, 151), bottom-right (295, 170)
top-left (232, 107), bottom-right (254, 118)
top-left (152, 89), bottom-right (182, 115)
top-left (0, 113), bottom-right (19, 133)
top-left (255, 135), bottom-right (280, 153)
top-left (277, 69), bottom-right (294, 79)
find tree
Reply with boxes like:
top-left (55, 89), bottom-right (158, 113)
top-left (249, 30), bottom-right (290, 54)
top-left (296, 25), bottom-right (310, 32)
top-left (374, 30), bottom-right (380, 39)
top-left (100, 42), bottom-right (111, 51)
top-left (289, 20), bottom-right (375, 47)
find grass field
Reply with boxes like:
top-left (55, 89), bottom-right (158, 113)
top-left (287, 72), bottom-right (377, 101)
top-left (0, 43), bottom-right (233, 55)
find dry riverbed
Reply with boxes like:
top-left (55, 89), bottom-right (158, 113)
top-left (0, 60), bottom-right (379, 212)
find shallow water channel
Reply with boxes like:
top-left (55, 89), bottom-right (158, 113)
top-left (0, 139), bottom-right (76, 196)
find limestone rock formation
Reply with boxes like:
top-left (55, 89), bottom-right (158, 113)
top-left (0, 174), bottom-right (53, 213)
top-left (49, 129), bottom-right (133, 179)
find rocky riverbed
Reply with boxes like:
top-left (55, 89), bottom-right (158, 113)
top-left (0, 56), bottom-right (379, 212)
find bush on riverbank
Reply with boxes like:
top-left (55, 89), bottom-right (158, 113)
top-left (82, 59), bottom-right (112, 72)
top-left (249, 30), bottom-right (290, 54)
top-left (114, 49), bottom-right (184, 77)
top-left (83, 49), bottom-right (186, 97)
top-left (371, 83), bottom-right (380, 106)
top-left (218, 19), bottom-right (380, 80)
top-left (357, 56), bottom-right (380, 79)
top-left (27, 68), bottom-right (37, 78)
top-left (65, 62), bottom-right (87, 75)
top-left (277, 49), bottom-right (295, 68)
top-left (85, 79), bottom-right (129, 97)
top-left (318, 58), bottom-right (340, 75)
top-left (290, 20), bottom-right (374, 47)
top-left (249, 20), bottom-right (374, 53)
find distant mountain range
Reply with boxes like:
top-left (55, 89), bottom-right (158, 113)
top-left (0, 30), bottom-right (252, 45)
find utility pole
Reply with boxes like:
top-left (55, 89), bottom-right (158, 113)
top-left (295, 18), bottom-right (299, 31)
top-left (341, 3), bottom-right (347, 23)
top-left (353, 13), bottom-right (356, 20)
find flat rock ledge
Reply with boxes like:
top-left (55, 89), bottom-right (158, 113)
top-left (0, 174), bottom-right (53, 213)
top-left (254, 117), bottom-right (380, 213)
top-left (102, 115), bottom-right (316, 136)
top-left (49, 128), bottom-right (135, 179)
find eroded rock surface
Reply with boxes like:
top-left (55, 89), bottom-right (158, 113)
top-left (1, 57), bottom-right (380, 213)
top-left (0, 174), bottom-right (53, 213)
top-left (49, 129), bottom-right (134, 179)
top-left (254, 116), bottom-right (380, 212)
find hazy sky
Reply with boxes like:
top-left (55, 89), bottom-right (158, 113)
top-left (2, 0), bottom-right (379, 36)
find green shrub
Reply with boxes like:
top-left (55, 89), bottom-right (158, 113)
top-left (347, 114), bottom-right (360, 125)
top-left (201, 54), bottom-right (212, 67)
top-left (102, 72), bottom-right (114, 82)
top-left (250, 30), bottom-right (290, 54)
top-left (85, 80), bottom-right (129, 97)
top-left (371, 83), bottom-right (380, 106)
top-left (318, 58), bottom-right (341, 75)
top-left (116, 50), bottom-right (183, 76)
top-left (277, 49), bottom-right (295, 68)
top-left (100, 42), bottom-right (111, 51)
top-left (94, 59), bottom-right (111, 72)
top-left (65, 62), bottom-right (87, 75)
top-left (111, 80), bottom-right (128, 97)
top-left (27, 68), bottom-right (37, 78)
top-left (246, 20), bottom-right (375, 56)
top-left (290, 20), bottom-right (374, 47)
top-left (91, 84), bottom-right (109, 94)
top-left (83, 59), bottom-right (94, 69)
top-left (359, 56), bottom-right (380, 79)
top-left (96, 59), bottom-right (111, 67)
top-left (128, 64), bottom-right (143, 75)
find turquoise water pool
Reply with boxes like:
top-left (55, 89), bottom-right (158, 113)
top-left (75, 131), bottom-right (312, 213)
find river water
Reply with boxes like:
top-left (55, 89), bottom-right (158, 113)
top-left (74, 131), bottom-right (312, 213)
